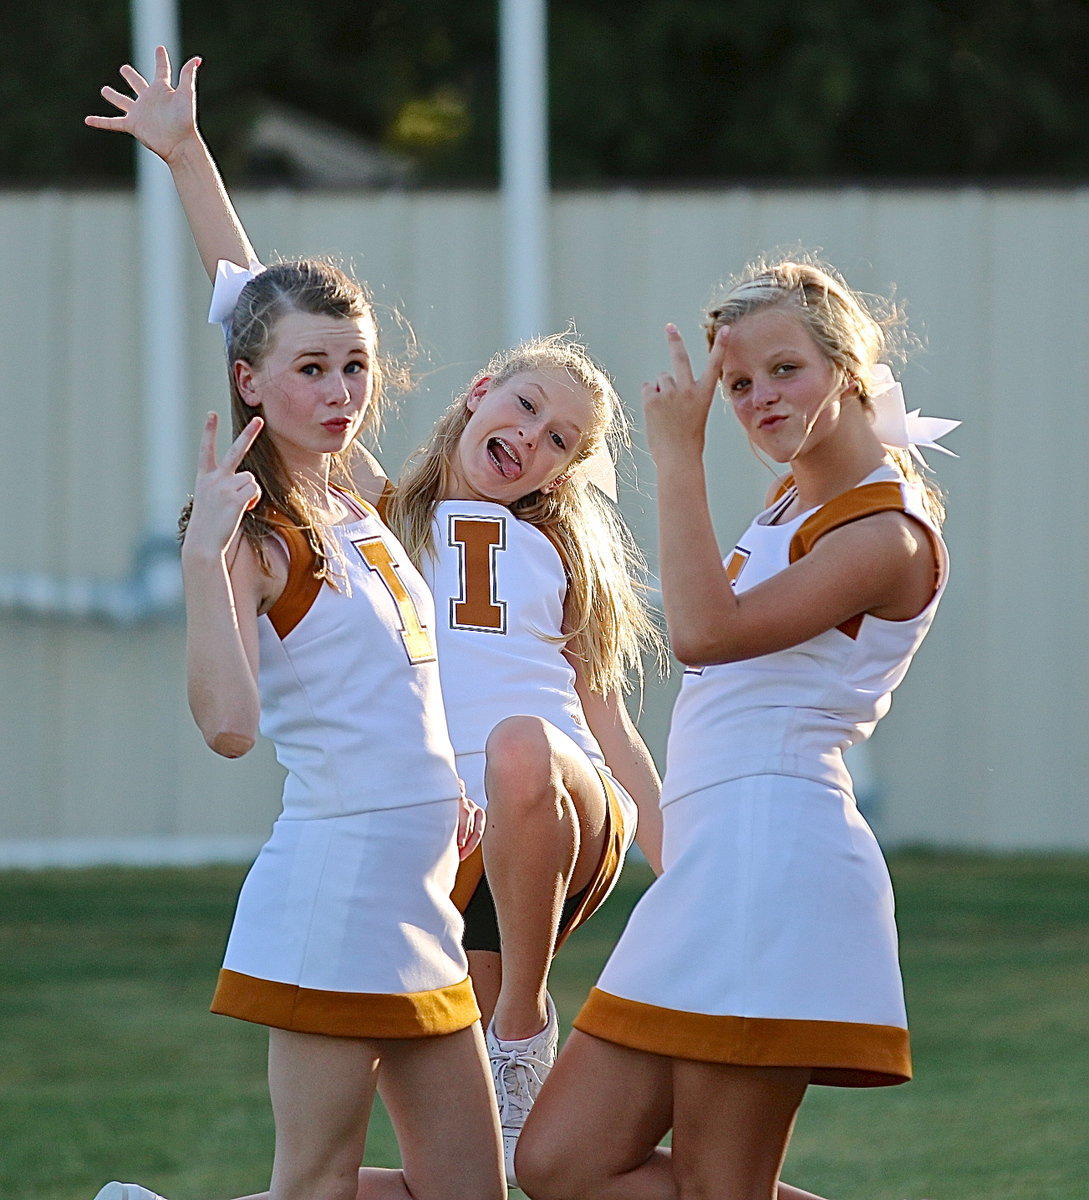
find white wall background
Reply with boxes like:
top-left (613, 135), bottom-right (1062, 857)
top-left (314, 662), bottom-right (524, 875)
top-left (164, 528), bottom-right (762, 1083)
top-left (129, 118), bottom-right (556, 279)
top-left (2, 185), bottom-right (1086, 865)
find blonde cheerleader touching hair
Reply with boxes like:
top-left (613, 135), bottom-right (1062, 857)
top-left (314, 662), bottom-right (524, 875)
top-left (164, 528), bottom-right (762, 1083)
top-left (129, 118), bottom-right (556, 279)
top-left (516, 258), bottom-right (958, 1200)
top-left (88, 46), bottom-right (663, 1192)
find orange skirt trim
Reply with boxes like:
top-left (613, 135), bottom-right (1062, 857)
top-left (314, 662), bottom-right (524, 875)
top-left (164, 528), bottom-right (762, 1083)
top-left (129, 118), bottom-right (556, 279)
top-left (574, 987), bottom-right (911, 1089)
top-left (450, 842), bottom-right (485, 913)
top-left (211, 969), bottom-right (480, 1039)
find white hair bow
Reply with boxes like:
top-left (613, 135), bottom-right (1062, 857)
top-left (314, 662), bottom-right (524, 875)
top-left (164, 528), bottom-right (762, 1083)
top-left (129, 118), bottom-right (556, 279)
top-left (578, 444), bottom-right (618, 501)
top-left (867, 364), bottom-right (960, 468)
top-left (207, 259), bottom-right (266, 337)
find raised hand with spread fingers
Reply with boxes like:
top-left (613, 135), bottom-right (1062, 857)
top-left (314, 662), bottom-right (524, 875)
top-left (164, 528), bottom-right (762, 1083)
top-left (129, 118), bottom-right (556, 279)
top-left (86, 45), bottom-right (256, 278)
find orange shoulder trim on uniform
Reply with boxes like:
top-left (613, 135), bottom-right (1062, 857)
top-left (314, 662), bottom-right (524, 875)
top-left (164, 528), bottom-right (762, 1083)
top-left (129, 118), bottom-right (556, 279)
top-left (788, 481), bottom-right (907, 563)
top-left (789, 481), bottom-right (907, 640)
top-left (375, 479), bottom-right (397, 522)
top-left (770, 474), bottom-right (795, 503)
top-left (264, 512), bottom-right (322, 641)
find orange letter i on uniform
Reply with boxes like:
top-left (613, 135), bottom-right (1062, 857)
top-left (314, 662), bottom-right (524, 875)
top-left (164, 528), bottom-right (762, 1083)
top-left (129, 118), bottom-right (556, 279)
top-left (449, 517), bottom-right (505, 632)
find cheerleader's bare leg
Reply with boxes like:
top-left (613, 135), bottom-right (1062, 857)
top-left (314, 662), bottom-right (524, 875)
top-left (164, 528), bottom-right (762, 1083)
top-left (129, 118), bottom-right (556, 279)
top-left (374, 1023), bottom-right (505, 1200)
top-left (259, 1025), bottom-right (503, 1200)
top-left (479, 715), bottom-right (609, 1040)
top-left (517, 1029), bottom-right (826, 1200)
top-left (514, 1029), bottom-right (675, 1200)
top-left (672, 1058), bottom-right (810, 1200)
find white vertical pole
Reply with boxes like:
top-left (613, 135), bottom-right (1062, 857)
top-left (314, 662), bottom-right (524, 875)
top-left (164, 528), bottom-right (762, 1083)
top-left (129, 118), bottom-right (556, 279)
top-left (131, 0), bottom-right (188, 548)
top-left (500, 0), bottom-right (550, 344)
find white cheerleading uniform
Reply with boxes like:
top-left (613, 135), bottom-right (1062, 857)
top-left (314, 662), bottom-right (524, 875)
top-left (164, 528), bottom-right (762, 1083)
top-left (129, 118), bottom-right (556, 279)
top-left (211, 494), bottom-right (478, 1039)
top-left (576, 465), bottom-right (948, 1087)
top-left (426, 499), bottom-right (604, 771)
top-left (416, 499), bottom-right (637, 941)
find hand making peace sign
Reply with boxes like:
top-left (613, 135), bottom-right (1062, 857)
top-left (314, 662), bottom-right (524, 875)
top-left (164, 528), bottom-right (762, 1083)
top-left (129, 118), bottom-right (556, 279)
top-left (183, 413), bottom-right (264, 560)
top-left (642, 323), bottom-right (731, 464)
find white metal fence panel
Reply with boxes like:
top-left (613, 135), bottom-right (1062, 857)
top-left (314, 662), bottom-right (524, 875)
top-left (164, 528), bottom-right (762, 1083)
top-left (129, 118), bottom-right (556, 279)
top-left (2, 186), bottom-right (1086, 862)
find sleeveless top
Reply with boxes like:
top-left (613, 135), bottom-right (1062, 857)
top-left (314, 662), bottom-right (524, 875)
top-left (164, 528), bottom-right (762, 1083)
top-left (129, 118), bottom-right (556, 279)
top-left (661, 465), bottom-right (948, 805)
top-left (420, 498), bottom-right (605, 770)
top-left (256, 492), bottom-right (461, 819)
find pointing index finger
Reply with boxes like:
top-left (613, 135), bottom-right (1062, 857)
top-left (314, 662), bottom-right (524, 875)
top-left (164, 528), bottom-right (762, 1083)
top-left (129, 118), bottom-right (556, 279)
top-left (664, 322), bottom-right (696, 385)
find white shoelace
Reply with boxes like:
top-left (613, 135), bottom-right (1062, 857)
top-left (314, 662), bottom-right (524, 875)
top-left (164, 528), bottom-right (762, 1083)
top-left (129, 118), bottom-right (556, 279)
top-left (490, 1043), bottom-right (551, 1126)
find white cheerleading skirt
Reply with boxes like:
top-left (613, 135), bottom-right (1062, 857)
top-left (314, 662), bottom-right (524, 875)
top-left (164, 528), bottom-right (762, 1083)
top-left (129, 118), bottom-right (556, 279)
top-left (575, 774), bottom-right (911, 1087)
top-left (211, 797), bottom-right (478, 1039)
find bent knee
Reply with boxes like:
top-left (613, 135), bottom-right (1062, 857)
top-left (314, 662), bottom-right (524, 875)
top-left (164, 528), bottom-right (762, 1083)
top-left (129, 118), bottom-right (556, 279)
top-left (485, 717), bottom-right (561, 798)
top-left (486, 715), bottom-right (554, 763)
top-left (513, 1134), bottom-right (573, 1200)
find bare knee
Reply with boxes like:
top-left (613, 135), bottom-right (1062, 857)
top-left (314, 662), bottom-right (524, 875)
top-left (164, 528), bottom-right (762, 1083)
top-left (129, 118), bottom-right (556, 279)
top-left (515, 1132), bottom-right (582, 1200)
top-left (516, 1114), bottom-right (613, 1200)
top-left (485, 717), bottom-right (564, 816)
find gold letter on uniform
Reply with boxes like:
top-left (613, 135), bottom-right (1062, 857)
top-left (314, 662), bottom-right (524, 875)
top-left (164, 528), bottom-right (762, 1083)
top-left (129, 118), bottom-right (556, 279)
top-left (352, 537), bottom-right (436, 664)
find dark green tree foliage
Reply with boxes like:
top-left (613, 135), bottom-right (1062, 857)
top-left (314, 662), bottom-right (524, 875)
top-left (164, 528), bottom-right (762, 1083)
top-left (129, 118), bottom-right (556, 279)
top-left (0, 0), bottom-right (133, 184)
top-left (3, 0), bottom-right (1088, 186)
top-left (549, 0), bottom-right (1089, 181)
top-left (181, 0), bottom-right (499, 183)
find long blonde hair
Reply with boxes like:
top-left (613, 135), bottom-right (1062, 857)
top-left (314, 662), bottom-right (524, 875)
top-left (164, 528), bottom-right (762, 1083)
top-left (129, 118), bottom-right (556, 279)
top-left (705, 257), bottom-right (946, 526)
top-left (388, 333), bottom-right (664, 695)
top-left (180, 259), bottom-right (409, 576)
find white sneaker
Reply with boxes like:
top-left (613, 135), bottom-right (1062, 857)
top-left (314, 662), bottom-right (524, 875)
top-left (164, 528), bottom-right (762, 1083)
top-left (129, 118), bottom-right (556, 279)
top-left (486, 993), bottom-right (559, 1187)
top-left (93, 1184), bottom-right (167, 1200)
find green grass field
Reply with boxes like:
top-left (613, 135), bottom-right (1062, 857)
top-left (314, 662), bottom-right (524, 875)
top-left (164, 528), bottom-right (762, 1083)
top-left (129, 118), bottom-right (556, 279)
top-left (2, 854), bottom-right (1087, 1200)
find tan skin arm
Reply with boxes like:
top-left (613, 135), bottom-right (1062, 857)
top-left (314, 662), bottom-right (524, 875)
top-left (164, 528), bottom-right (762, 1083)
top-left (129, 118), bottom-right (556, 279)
top-left (181, 414), bottom-right (286, 757)
top-left (82, 42), bottom-right (388, 519)
top-left (567, 650), bottom-right (664, 875)
top-left (644, 325), bottom-right (938, 668)
top-left (87, 48), bottom-right (391, 510)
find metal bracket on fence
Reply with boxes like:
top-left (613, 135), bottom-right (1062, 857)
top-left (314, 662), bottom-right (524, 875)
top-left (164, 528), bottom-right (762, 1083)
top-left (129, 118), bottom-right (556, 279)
top-left (0, 532), bottom-right (182, 625)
